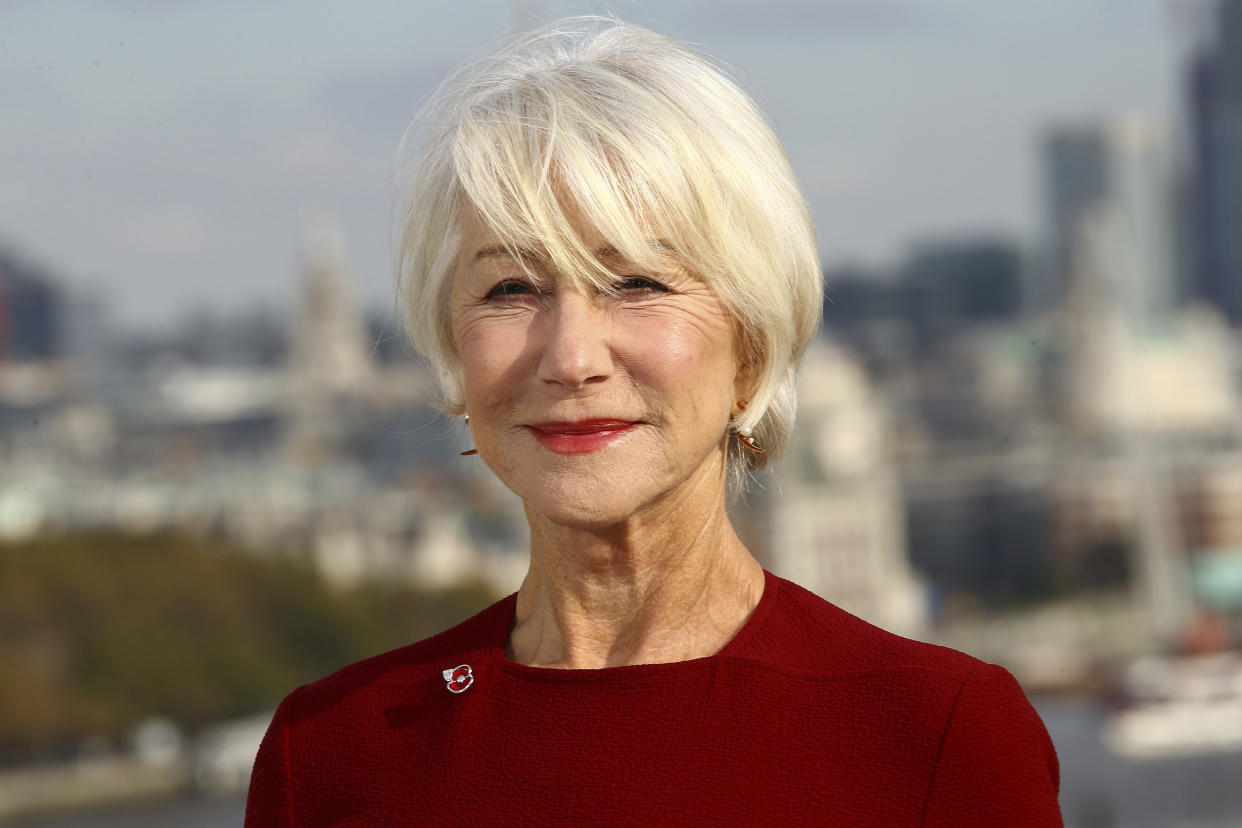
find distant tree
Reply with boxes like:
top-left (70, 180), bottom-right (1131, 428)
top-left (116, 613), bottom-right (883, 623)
top-left (0, 532), bottom-right (496, 765)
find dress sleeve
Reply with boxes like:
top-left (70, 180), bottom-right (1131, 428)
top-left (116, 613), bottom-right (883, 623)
top-left (921, 663), bottom-right (1062, 827)
top-left (245, 688), bottom-right (299, 827)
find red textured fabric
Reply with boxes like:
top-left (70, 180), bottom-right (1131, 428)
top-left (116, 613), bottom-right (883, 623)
top-left (246, 571), bottom-right (1062, 826)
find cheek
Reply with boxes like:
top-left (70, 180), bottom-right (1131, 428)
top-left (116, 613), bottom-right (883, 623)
top-left (455, 315), bottom-right (530, 400)
top-left (621, 314), bottom-right (739, 413)
top-left (460, 347), bottom-right (513, 413)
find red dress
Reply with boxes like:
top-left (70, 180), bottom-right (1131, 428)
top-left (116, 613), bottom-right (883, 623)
top-left (246, 570), bottom-right (1062, 826)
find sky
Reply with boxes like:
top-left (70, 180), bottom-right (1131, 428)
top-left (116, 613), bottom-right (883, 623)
top-left (1, 0), bottom-right (1180, 333)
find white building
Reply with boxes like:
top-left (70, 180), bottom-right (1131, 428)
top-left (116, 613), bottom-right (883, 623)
top-left (287, 214), bottom-right (376, 404)
top-left (761, 340), bottom-right (927, 637)
top-left (1061, 203), bottom-right (1241, 438)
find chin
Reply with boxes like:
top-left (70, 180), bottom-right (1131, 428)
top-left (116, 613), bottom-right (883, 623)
top-left (529, 506), bottom-right (630, 532)
top-left (520, 473), bottom-right (649, 531)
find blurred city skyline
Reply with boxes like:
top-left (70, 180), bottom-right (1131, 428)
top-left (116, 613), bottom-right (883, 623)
top-left (5, 4), bottom-right (1242, 823)
top-left (1, 0), bottom-right (1174, 331)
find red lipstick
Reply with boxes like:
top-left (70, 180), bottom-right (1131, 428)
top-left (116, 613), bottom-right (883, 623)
top-left (527, 419), bottom-right (638, 455)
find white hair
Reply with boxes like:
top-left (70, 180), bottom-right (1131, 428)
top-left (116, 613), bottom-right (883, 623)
top-left (396, 17), bottom-right (821, 493)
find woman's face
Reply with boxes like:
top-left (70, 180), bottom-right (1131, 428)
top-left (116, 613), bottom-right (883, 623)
top-left (449, 212), bottom-right (748, 529)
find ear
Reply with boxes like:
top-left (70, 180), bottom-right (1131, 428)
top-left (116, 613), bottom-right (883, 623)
top-left (732, 357), bottom-right (758, 409)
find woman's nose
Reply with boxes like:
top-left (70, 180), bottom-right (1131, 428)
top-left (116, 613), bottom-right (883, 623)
top-left (536, 290), bottom-right (613, 390)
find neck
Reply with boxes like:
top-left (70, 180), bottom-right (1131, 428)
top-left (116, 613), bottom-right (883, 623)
top-left (508, 474), bottom-right (765, 669)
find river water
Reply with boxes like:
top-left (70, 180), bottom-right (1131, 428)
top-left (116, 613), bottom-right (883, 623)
top-left (1040, 699), bottom-right (1242, 828)
top-left (9, 701), bottom-right (1242, 827)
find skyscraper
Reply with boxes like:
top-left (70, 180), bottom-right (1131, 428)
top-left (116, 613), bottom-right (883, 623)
top-left (0, 248), bottom-right (63, 360)
top-left (1041, 118), bottom-right (1176, 329)
top-left (1189, 0), bottom-right (1242, 326)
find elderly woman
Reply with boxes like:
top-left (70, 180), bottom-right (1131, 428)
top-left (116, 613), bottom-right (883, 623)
top-left (247, 18), bottom-right (1061, 827)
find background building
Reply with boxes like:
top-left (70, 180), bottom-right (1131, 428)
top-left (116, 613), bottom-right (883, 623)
top-left (0, 248), bottom-right (63, 361)
top-left (1041, 117), bottom-right (1176, 329)
top-left (1188, 0), bottom-right (1242, 326)
top-left (758, 340), bottom-right (927, 638)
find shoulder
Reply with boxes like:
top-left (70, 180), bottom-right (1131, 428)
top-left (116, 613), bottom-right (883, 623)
top-left (247, 595), bottom-right (516, 825)
top-left (923, 658), bottom-right (1062, 824)
top-left (280, 593), bottom-right (514, 724)
top-left (747, 575), bottom-right (1061, 823)
top-left (738, 574), bottom-right (1048, 749)
top-left (745, 573), bottom-right (985, 681)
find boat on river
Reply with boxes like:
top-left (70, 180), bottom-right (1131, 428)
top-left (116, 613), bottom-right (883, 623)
top-left (1102, 651), bottom-right (1242, 760)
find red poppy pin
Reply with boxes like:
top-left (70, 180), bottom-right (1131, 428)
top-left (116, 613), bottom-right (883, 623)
top-left (442, 664), bottom-right (474, 693)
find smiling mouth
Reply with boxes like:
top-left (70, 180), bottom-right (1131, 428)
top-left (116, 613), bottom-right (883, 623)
top-left (526, 419), bottom-right (639, 454)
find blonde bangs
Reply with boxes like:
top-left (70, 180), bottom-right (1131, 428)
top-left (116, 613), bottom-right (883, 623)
top-left (450, 73), bottom-right (713, 297)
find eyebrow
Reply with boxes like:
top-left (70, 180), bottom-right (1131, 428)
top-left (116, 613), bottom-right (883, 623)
top-left (471, 245), bottom-right (530, 263)
top-left (470, 241), bottom-right (674, 264)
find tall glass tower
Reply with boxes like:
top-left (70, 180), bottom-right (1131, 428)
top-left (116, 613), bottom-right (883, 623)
top-left (1189, 0), bottom-right (1242, 326)
top-left (1043, 118), bottom-right (1175, 330)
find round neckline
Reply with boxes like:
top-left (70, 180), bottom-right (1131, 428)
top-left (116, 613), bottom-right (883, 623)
top-left (489, 569), bottom-right (780, 681)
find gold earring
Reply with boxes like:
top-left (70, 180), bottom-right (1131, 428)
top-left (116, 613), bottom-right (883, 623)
top-left (460, 412), bottom-right (477, 456)
top-left (734, 425), bottom-right (764, 454)
top-left (733, 401), bottom-right (764, 454)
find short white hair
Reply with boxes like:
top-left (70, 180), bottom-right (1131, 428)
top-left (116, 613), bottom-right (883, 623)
top-left (396, 17), bottom-right (821, 491)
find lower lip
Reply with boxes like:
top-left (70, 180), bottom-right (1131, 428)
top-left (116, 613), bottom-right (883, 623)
top-left (528, 424), bottom-right (638, 455)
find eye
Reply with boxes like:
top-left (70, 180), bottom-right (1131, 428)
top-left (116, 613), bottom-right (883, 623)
top-left (612, 276), bottom-right (669, 294)
top-left (484, 279), bottom-right (536, 301)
